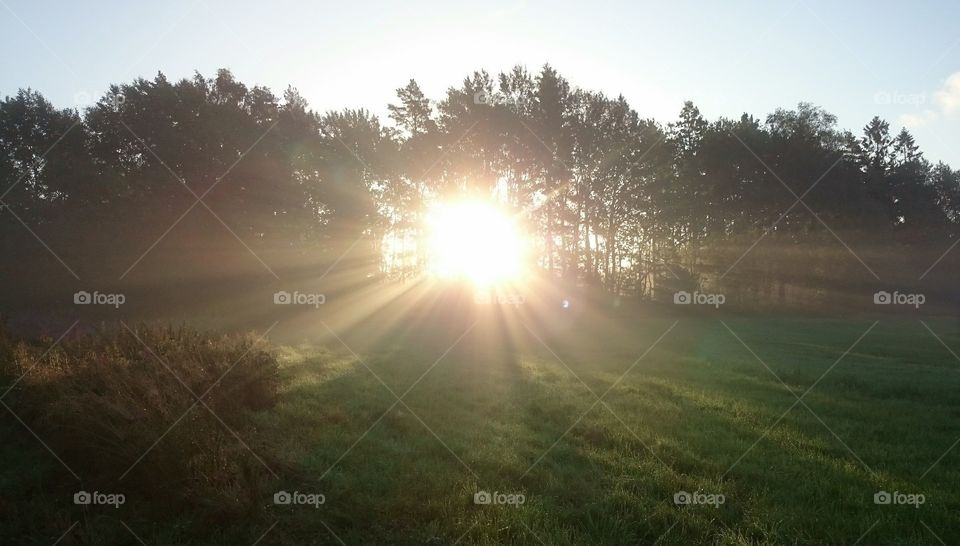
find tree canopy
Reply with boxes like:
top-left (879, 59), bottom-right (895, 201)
top-left (2, 67), bottom-right (958, 309)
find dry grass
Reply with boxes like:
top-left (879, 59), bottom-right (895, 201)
top-left (0, 324), bottom-right (280, 523)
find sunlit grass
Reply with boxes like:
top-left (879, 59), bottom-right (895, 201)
top-left (4, 313), bottom-right (956, 544)
top-left (254, 317), bottom-right (960, 545)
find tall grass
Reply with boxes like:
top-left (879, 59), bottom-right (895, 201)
top-left (0, 324), bottom-right (280, 532)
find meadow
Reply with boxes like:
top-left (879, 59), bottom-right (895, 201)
top-left (258, 312), bottom-right (959, 545)
top-left (5, 296), bottom-right (955, 545)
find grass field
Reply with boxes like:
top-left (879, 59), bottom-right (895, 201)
top-left (253, 309), bottom-right (960, 545)
top-left (4, 307), bottom-right (960, 545)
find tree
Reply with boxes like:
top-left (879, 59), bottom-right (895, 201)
top-left (1, 67), bottom-right (957, 309)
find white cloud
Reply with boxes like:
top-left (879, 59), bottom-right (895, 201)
top-left (934, 71), bottom-right (960, 115)
top-left (896, 72), bottom-right (960, 130)
top-left (899, 109), bottom-right (937, 128)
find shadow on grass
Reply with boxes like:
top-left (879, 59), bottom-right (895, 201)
top-left (251, 315), bottom-right (960, 544)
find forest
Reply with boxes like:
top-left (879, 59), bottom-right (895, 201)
top-left (2, 66), bottom-right (958, 312)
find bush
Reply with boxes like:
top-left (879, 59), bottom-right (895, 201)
top-left (0, 323), bottom-right (280, 518)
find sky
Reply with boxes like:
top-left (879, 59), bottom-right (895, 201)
top-left (1, 0), bottom-right (958, 165)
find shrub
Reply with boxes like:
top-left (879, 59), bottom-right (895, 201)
top-left (0, 323), bottom-right (280, 518)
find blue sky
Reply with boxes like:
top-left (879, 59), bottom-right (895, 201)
top-left (2, 0), bottom-right (958, 165)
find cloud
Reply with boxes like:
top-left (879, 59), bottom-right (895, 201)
top-left (894, 71), bottom-right (960, 129)
top-left (934, 71), bottom-right (960, 115)
top-left (899, 110), bottom-right (937, 128)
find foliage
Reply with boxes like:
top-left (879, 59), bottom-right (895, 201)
top-left (1, 68), bottom-right (959, 306)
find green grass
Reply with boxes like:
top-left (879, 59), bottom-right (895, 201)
top-left (4, 314), bottom-right (960, 544)
top-left (247, 315), bottom-right (960, 545)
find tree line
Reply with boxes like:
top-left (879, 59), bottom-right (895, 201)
top-left (1, 66), bottom-right (958, 310)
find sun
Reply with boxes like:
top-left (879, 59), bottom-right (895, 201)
top-left (426, 201), bottom-right (526, 286)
